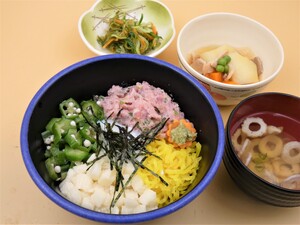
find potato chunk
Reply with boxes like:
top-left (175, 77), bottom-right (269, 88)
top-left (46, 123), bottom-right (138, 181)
top-left (228, 52), bottom-right (259, 84)
top-left (199, 45), bottom-right (235, 63)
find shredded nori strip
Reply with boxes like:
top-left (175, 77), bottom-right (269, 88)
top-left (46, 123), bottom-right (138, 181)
top-left (83, 107), bottom-right (169, 212)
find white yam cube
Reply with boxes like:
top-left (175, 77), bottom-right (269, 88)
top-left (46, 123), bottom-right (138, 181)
top-left (134, 204), bottom-right (147, 213)
top-left (64, 168), bottom-right (76, 181)
top-left (124, 189), bottom-right (138, 200)
top-left (101, 160), bottom-right (111, 170)
top-left (87, 160), bottom-right (103, 181)
top-left (139, 189), bottom-right (157, 208)
top-left (73, 173), bottom-right (93, 193)
top-left (122, 163), bottom-right (135, 176)
top-left (114, 194), bottom-right (125, 208)
top-left (98, 169), bottom-right (115, 187)
top-left (68, 188), bottom-right (83, 205)
top-left (73, 163), bottom-right (88, 174)
top-left (98, 207), bottom-right (110, 213)
top-left (59, 180), bottom-right (74, 196)
top-left (79, 190), bottom-right (90, 199)
top-left (108, 185), bottom-right (115, 195)
top-left (103, 190), bottom-right (114, 208)
top-left (110, 206), bottom-right (120, 214)
top-left (82, 197), bottom-right (94, 210)
top-left (146, 205), bottom-right (158, 212)
top-left (228, 52), bottom-right (259, 84)
top-left (121, 206), bottom-right (134, 214)
top-left (122, 174), bottom-right (130, 184)
top-left (131, 175), bottom-right (146, 195)
top-left (124, 196), bottom-right (139, 208)
top-left (108, 187), bottom-right (125, 208)
top-left (90, 187), bottom-right (107, 208)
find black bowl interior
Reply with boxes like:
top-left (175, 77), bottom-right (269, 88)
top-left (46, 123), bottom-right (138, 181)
top-left (27, 56), bottom-right (220, 190)
top-left (228, 93), bottom-right (300, 139)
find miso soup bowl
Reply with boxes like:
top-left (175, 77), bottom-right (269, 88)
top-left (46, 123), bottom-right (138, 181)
top-left (223, 92), bottom-right (300, 207)
top-left (20, 55), bottom-right (225, 223)
top-left (177, 12), bottom-right (284, 106)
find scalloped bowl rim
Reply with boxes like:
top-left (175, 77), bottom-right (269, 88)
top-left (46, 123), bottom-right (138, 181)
top-left (20, 54), bottom-right (225, 223)
top-left (78, 0), bottom-right (176, 57)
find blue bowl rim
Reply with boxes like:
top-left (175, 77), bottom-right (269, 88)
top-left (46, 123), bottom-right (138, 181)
top-left (20, 54), bottom-right (225, 223)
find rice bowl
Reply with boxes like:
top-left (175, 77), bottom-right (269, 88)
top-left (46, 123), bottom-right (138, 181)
top-left (20, 54), bottom-right (225, 223)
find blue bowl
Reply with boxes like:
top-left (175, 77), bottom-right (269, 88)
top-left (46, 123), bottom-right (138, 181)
top-left (20, 54), bottom-right (225, 223)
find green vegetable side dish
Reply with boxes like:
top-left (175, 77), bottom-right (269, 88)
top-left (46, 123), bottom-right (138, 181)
top-left (78, 0), bottom-right (175, 57)
top-left (97, 11), bottom-right (162, 54)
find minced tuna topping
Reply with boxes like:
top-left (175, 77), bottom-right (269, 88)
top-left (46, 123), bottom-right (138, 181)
top-left (97, 81), bottom-right (184, 135)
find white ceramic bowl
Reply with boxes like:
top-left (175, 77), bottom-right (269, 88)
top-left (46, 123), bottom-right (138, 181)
top-left (177, 12), bottom-right (284, 106)
top-left (78, 0), bottom-right (175, 57)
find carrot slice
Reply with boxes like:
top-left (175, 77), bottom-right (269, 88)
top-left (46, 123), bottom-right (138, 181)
top-left (152, 23), bottom-right (157, 35)
top-left (114, 18), bottom-right (124, 25)
top-left (223, 80), bottom-right (237, 85)
top-left (207, 72), bottom-right (223, 82)
top-left (138, 36), bottom-right (147, 54)
top-left (166, 119), bottom-right (197, 148)
top-left (102, 38), bottom-right (116, 49)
